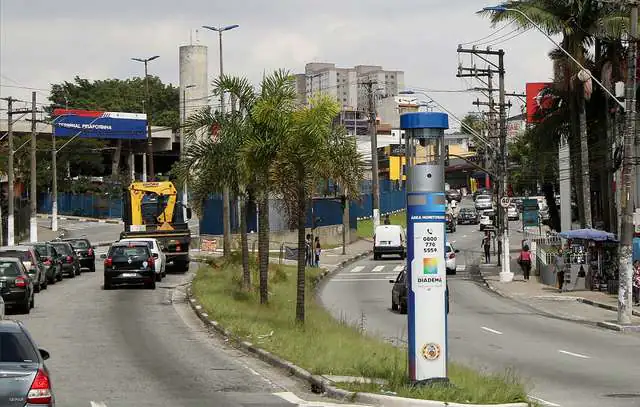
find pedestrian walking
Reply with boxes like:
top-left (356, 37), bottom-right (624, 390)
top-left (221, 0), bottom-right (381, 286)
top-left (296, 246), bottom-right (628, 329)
top-left (305, 234), bottom-right (312, 267)
top-left (314, 236), bottom-right (321, 267)
top-left (481, 232), bottom-right (491, 264)
top-left (554, 249), bottom-right (565, 291)
top-left (518, 245), bottom-right (532, 281)
top-left (633, 261), bottom-right (640, 306)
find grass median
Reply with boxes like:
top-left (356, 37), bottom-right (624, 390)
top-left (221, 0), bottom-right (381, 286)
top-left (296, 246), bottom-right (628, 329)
top-left (357, 211), bottom-right (407, 239)
top-left (192, 254), bottom-right (531, 405)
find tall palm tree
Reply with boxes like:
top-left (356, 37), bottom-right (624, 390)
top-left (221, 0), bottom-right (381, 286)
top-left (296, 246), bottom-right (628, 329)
top-left (480, 0), bottom-right (625, 228)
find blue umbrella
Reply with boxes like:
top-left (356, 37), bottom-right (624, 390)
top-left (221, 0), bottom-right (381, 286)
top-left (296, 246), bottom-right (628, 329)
top-left (558, 228), bottom-right (618, 242)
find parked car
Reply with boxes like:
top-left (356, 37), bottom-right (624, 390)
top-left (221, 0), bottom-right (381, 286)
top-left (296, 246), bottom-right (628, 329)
top-left (507, 204), bottom-right (519, 221)
top-left (390, 267), bottom-right (449, 315)
top-left (29, 243), bottom-right (63, 284)
top-left (457, 208), bottom-right (479, 225)
top-left (119, 238), bottom-right (166, 280)
top-left (446, 241), bottom-right (460, 275)
top-left (479, 210), bottom-right (496, 231)
top-left (49, 241), bottom-right (80, 278)
top-left (0, 257), bottom-right (34, 314)
top-left (445, 189), bottom-right (462, 202)
top-left (445, 214), bottom-right (457, 233)
top-left (475, 194), bottom-right (493, 211)
top-left (102, 241), bottom-right (157, 290)
top-left (373, 225), bottom-right (406, 260)
top-left (0, 246), bottom-right (46, 292)
top-left (62, 238), bottom-right (96, 272)
top-left (0, 320), bottom-right (54, 405)
top-left (473, 188), bottom-right (490, 201)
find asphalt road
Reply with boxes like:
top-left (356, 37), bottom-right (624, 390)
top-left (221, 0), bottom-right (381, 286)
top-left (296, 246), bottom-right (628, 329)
top-left (320, 199), bottom-right (640, 407)
top-left (21, 219), bottom-right (363, 406)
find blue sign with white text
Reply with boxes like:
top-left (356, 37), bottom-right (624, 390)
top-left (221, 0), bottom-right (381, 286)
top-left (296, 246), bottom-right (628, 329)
top-left (53, 109), bottom-right (148, 140)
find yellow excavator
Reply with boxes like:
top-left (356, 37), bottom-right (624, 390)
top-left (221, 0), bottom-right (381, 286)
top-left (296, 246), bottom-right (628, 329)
top-left (120, 181), bottom-right (192, 272)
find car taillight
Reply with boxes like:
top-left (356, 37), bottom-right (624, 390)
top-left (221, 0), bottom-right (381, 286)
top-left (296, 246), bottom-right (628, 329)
top-left (88, 248), bottom-right (94, 256)
top-left (26, 368), bottom-right (52, 404)
top-left (104, 258), bottom-right (112, 267)
top-left (66, 255), bottom-right (73, 264)
top-left (44, 257), bottom-right (52, 266)
top-left (175, 242), bottom-right (181, 252)
top-left (449, 253), bottom-right (456, 259)
top-left (148, 257), bottom-right (155, 268)
top-left (15, 277), bottom-right (26, 288)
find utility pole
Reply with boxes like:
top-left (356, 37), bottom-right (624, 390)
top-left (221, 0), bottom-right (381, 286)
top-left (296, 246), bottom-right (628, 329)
top-left (618, 0), bottom-right (638, 325)
top-left (361, 79), bottom-right (381, 227)
top-left (497, 49), bottom-right (512, 281)
top-left (51, 123), bottom-right (58, 232)
top-left (30, 92), bottom-right (37, 242)
top-left (182, 84), bottom-right (195, 222)
top-left (4, 97), bottom-right (15, 246)
top-left (131, 55), bottom-right (160, 181)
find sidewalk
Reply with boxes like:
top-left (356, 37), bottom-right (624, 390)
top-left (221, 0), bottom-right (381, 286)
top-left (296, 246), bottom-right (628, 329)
top-left (16, 225), bottom-right (63, 244)
top-left (478, 257), bottom-right (640, 332)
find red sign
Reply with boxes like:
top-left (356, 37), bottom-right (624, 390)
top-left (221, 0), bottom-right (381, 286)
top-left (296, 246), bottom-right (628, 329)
top-left (526, 82), bottom-right (559, 123)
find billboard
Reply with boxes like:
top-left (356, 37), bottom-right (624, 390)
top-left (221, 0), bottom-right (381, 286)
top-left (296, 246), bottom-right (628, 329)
top-left (526, 82), bottom-right (560, 123)
top-left (52, 108), bottom-right (148, 140)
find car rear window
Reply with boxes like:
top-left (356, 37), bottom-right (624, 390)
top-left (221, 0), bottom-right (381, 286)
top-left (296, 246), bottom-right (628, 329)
top-left (0, 251), bottom-right (30, 262)
top-left (0, 332), bottom-right (39, 363)
top-left (68, 240), bottom-right (89, 249)
top-left (0, 262), bottom-right (21, 277)
top-left (33, 245), bottom-right (47, 257)
top-left (51, 244), bottom-right (71, 255)
top-left (110, 246), bottom-right (149, 258)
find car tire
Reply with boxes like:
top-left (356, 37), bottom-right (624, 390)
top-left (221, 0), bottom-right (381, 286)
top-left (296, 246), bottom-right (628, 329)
top-left (41, 278), bottom-right (48, 290)
top-left (392, 301), bottom-right (398, 312)
top-left (34, 283), bottom-right (40, 294)
top-left (155, 273), bottom-right (162, 282)
top-left (90, 264), bottom-right (96, 273)
top-left (30, 294), bottom-right (34, 309)
top-left (145, 280), bottom-right (156, 290)
top-left (68, 270), bottom-right (76, 278)
top-left (103, 279), bottom-right (112, 290)
top-left (48, 275), bottom-right (56, 285)
top-left (373, 253), bottom-right (380, 261)
top-left (399, 303), bottom-right (407, 314)
top-left (21, 297), bottom-right (30, 314)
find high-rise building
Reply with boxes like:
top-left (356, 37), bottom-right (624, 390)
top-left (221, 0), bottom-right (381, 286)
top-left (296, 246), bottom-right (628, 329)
top-left (297, 63), bottom-right (404, 111)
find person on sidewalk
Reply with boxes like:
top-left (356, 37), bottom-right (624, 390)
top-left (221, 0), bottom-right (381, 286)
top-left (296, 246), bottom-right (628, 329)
top-left (482, 232), bottom-right (491, 264)
top-left (554, 249), bottom-right (565, 291)
top-left (633, 261), bottom-right (640, 306)
top-left (305, 234), bottom-right (312, 267)
top-left (314, 236), bottom-right (321, 267)
top-left (518, 245), bottom-right (532, 281)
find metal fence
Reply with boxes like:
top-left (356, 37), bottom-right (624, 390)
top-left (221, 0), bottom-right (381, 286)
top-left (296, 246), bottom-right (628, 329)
top-left (38, 192), bottom-right (122, 219)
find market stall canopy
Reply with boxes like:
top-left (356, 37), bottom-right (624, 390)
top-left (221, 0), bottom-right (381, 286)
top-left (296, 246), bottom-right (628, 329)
top-left (559, 228), bottom-right (618, 242)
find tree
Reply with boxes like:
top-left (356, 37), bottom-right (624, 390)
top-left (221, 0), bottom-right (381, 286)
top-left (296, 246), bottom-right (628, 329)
top-left (461, 113), bottom-right (488, 151)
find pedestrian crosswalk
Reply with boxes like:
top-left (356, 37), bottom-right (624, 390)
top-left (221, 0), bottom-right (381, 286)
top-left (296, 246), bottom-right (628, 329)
top-left (332, 262), bottom-right (466, 283)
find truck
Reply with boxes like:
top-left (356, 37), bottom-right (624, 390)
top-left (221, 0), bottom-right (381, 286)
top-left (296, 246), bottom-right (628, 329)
top-left (120, 181), bottom-right (192, 272)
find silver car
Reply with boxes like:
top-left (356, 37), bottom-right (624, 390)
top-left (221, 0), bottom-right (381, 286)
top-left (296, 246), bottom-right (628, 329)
top-left (475, 194), bottom-right (493, 211)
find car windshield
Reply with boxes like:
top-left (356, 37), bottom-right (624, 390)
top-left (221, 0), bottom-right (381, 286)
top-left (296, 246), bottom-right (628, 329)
top-left (0, 332), bottom-right (39, 363)
top-left (68, 240), bottom-right (89, 249)
top-left (0, 262), bottom-right (21, 277)
top-left (0, 251), bottom-right (30, 262)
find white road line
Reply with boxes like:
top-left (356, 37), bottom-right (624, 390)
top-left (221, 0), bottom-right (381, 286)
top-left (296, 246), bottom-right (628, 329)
top-left (349, 266), bottom-right (365, 273)
top-left (372, 265), bottom-right (385, 272)
top-left (273, 391), bottom-right (374, 406)
top-left (331, 278), bottom-right (392, 282)
top-left (481, 326), bottom-right (503, 335)
top-left (529, 395), bottom-right (562, 406)
top-left (558, 349), bottom-right (590, 359)
top-left (90, 402), bottom-right (108, 407)
top-left (393, 265), bottom-right (404, 272)
top-left (338, 272), bottom-right (396, 276)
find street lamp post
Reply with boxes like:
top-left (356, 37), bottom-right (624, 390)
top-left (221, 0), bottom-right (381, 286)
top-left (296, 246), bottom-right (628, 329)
top-left (182, 84), bottom-right (196, 222)
top-left (202, 24), bottom-right (239, 257)
top-left (131, 55), bottom-right (160, 181)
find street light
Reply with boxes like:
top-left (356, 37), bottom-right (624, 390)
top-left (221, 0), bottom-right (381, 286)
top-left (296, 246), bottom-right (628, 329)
top-left (202, 24), bottom-right (239, 257)
top-left (131, 55), bottom-right (160, 181)
top-left (181, 84), bottom-right (196, 222)
top-left (481, 6), bottom-right (625, 109)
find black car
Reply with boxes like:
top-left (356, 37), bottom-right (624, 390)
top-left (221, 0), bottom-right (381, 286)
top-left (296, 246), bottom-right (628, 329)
top-left (445, 189), bottom-right (462, 202)
top-left (446, 214), bottom-right (457, 233)
top-left (30, 243), bottom-right (63, 284)
top-left (49, 241), bottom-right (80, 278)
top-left (458, 208), bottom-right (479, 225)
top-left (0, 246), bottom-right (47, 293)
top-left (102, 242), bottom-right (156, 290)
top-left (0, 257), bottom-right (34, 314)
top-left (0, 320), bottom-right (54, 405)
top-left (390, 268), bottom-right (448, 315)
top-left (62, 238), bottom-right (96, 272)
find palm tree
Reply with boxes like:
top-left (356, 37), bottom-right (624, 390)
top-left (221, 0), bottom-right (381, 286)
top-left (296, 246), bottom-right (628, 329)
top-left (272, 94), bottom-right (365, 323)
top-left (480, 0), bottom-right (625, 228)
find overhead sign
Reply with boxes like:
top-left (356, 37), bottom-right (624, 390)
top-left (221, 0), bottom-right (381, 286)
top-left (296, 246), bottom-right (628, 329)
top-left (52, 108), bottom-right (147, 140)
top-left (407, 191), bottom-right (447, 381)
top-left (390, 144), bottom-right (406, 157)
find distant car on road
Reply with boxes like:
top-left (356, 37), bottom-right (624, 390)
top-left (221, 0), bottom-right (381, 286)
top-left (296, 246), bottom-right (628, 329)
top-left (119, 238), bottom-right (166, 280)
top-left (389, 267), bottom-right (449, 315)
top-left (0, 257), bottom-right (34, 314)
top-left (28, 242), bottom-right (63, 285)
top-left (446, 214), bottom-right (457, 233)
top-left (62, 238), bottom-right (96, 272)
top-left (373, 225), bottom-right (406, 260)
top-left (445, 189), bottom-right (462, 202)
top-left (457, 208), bottom-right (479, 225)
top-left (0, 246), bottom-right (46, 293)
top-left (446, 241), bottom-right (460, 275)
top-left (475, 194), bottom-right (493, 211)
top-left (0, 320), bottom-right (54, 405)
top-left (102, 241), bottom-right (157, 290)
top-left (507, 204), bottom-right (519, 221)
top-left (479, 210), bottom-right (496, 231)
top-left (49, 241), bottom-right (80, 278)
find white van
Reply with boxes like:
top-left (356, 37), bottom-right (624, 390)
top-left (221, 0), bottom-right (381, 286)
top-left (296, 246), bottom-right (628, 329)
top-left (373, 225), bottom-right (406, 260)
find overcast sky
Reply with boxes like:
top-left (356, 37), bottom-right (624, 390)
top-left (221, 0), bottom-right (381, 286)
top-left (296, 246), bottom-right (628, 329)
top-left (0, 0), bottom-right (555, 130)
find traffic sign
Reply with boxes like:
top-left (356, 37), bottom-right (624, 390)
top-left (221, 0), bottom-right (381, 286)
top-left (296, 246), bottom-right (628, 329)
top-left (500, 197), bottom-right (511, 208)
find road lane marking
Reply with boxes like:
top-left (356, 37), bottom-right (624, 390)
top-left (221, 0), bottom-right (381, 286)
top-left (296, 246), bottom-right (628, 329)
top-left (558, 349), bottom-right (590, 359)
top-left (349, 266), bottom-right (365, 273)
top-left (393, 265), bottom-right (404, 272)
top-left (528, 395), bottom-right (562, 406)
top-left (331, 278), bottom-right (393, 282)
top-left (372, 265), bottom-right (385, 272)
top-left (90, 402), bottom-right (108, 407)
top-left (481, 326), bottom-right (503, 335)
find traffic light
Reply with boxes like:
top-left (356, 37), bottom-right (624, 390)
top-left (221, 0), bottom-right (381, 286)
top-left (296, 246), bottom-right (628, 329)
top-left (444, 145), bottom-right (450, 167)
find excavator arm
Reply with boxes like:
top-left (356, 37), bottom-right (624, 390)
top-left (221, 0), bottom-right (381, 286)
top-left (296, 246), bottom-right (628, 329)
top-left (128, 182), bottom-right (178, 230)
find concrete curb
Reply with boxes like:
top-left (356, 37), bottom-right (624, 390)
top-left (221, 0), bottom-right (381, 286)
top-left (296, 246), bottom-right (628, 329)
top-left (475, 268), bottom-right (638, 333)
top-left (36, 213), bottom-right (123, 225)
top-left (187, 250), bottom-right (528, 406)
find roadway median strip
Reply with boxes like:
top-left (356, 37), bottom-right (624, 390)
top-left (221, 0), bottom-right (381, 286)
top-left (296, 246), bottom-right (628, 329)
top-left (188, 252), bottom-right (531, 406)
